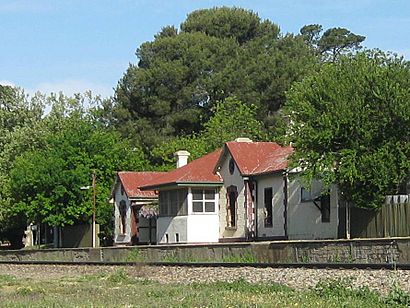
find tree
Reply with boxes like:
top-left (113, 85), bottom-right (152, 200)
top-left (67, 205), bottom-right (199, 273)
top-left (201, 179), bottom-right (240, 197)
top-left (10, 114), bottom-right (148, 241)
top-left (300, 25), bottom-right (365, 61)
top-left (180, 7), bottom-right (279, 45)
top-left (112, 7), bottom-right (316, 153)
top-left (151, 97), bottom-right (266, 169)
top-left (285, 51), bottom-right (410, 209)
top-left (0, 86), bottom-right (45, 246)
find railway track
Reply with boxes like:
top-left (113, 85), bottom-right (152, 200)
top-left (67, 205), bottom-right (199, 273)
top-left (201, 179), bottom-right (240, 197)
top-left (0, 260), bottom-right (409, 270)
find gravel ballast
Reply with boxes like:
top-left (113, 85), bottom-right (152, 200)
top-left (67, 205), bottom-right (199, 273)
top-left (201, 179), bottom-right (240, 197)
top-left (0, 264), bottom-right (408, 295)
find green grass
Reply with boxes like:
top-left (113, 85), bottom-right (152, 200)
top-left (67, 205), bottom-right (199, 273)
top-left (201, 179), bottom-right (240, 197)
top-left (0, 270), bottom-right (408, 307)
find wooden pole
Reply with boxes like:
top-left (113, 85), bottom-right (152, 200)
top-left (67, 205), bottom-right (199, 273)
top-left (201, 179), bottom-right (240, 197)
top-left (92, 170), bottom-right (96, 248)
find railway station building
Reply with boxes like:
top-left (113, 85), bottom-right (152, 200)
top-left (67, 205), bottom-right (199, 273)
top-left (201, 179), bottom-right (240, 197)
top-left (111, 171), bottom-right (165, 245)
top-left (130, 138), bottom-right (340, 244)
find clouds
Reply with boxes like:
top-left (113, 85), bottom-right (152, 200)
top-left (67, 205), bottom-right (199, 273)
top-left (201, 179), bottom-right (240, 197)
top-left (30, 79), bottom-right (114, 98)
top-left (1, 78), bottom-right (113, 99)
top-left (0, 80), bottom-right (15, 87)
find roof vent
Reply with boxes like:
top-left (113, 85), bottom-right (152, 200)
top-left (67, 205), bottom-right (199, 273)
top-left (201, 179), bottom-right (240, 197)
top-left (234, 137), bottom-right (253, 143)
top-left (174, 150), bottom-right (190, 168)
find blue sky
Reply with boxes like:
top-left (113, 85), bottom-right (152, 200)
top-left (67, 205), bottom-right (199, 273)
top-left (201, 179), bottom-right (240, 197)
top-left (1, 0), bottom-right (409, 98)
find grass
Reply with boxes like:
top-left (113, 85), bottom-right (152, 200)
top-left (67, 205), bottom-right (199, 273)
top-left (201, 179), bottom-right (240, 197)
top-left (0, 270), bottom-right (408, 307)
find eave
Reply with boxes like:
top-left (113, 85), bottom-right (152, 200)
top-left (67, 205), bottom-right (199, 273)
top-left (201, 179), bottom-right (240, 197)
top-left (141, 181), bottom-right (223, 191)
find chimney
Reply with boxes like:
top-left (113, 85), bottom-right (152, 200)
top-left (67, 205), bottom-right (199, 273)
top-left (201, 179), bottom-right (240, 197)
top-left (234, 137), bottom-right (253, 142)
top-left (174, 150), bottom-right (190, 168)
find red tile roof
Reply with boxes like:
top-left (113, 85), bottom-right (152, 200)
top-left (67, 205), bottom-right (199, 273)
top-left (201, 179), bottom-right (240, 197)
top-left (141, 149), bottom-right (223, 190)
top-left (225, 141), bottom-right (293, 176)
top-left (118, 171), bottom-right (166, 198)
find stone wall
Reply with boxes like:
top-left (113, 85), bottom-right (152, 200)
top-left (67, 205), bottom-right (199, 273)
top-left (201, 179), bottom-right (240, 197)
top-left (0, 238), bottom-right (408, 264)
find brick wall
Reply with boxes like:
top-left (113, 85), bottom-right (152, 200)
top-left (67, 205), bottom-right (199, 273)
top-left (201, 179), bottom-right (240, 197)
top-left (0, 238), bottom-right (408, 264)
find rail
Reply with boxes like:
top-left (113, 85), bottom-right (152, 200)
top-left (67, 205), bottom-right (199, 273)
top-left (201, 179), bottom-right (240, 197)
top-left (0, 260), bottom-right (409, 270)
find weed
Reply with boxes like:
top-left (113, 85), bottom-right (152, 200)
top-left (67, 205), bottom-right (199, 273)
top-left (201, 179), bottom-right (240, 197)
top-left (106, 269), bottom-right (132, 284)
top-left (385, 284), bottom-right (410, 306)
top-left (221, 251), bottom-right (257, 263)
top-left (314, 278), bottom-right (381, 303)
top-left (125, 249), bottom-right (144, 262)
top-left (162, 253), bottom-right (179, 262)
top-left (210, 279), bottom-right (293, 294)
top-left (0, 274), bottom-right (18, 286)
top-left (299, 254), bottom-right (310, 263)
top-left (16, 287), bottom-right (35, 296)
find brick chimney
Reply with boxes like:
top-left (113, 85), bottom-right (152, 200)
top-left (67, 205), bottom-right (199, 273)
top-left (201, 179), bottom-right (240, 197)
top-left (174, 150), bottom-right (190, 168)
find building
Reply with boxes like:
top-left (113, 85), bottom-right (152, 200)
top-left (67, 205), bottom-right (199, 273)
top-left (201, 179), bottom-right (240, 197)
top-left (111, 171), bottom-right (165, 245)
top-left (140, 138), bottom-right (339, 244)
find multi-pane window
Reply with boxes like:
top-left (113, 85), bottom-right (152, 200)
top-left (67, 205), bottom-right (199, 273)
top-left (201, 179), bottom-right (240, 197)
top-left (192, 189), bottom-right (216, 213)
top-left (264, 187), bottom-right (273, 227)
top-left (159, 189), bottom-right (188, 216)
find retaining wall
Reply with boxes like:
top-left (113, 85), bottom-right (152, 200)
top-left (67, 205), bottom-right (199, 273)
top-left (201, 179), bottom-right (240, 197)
top-left (0, 238), bottom-right (409, 264)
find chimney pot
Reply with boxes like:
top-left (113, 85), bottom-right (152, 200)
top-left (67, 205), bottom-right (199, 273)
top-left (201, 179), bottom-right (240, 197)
top-left (234, 137), bottom-right (253, 143)
top-left (174, 150), bottom-right (190, 168)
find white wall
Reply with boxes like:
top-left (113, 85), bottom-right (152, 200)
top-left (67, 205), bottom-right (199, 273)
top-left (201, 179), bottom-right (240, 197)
top-left (218, 152), bottom-right (247, 240)
top-left (287, 179), bottom-right (338, 239)
top-left (256, 174), bottom-right (286, 238)
top-left (157, 187), bottom-right (220, 244)
top-left (157, 216), bottom-right (188, 244)
top-left (187, 214), bottom-right (219, 243)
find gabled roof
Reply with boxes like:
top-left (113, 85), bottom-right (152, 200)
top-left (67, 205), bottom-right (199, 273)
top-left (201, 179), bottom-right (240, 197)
top-left (141, 149), bottom-right (223, 190)
top-left (221, 141), bottom-right (293, 176)
top-left (117, 171), bottom-right (166, 198)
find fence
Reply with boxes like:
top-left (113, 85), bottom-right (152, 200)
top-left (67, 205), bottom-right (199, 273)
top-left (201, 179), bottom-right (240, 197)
top-left (350, 200), bottom-right (410, 238)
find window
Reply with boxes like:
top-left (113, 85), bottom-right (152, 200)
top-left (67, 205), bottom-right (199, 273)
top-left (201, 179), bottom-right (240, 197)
top-left (320, 194), bottom-right (331, 223)
top-left (119, 200), bottom-right (127, 234)
top-left (264, 187), bottom-right (273, 227)
top-left (159, 189), bottom-right (188, 216)
top-left (229, 158), bottom-right (235, 175)
top-left (226, 186), bottom-right (237, 227)
top-left (192, 189), bottom-right (216, 213)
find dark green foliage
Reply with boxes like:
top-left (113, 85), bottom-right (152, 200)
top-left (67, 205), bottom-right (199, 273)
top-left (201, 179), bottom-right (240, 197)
top-left (300, 24), bottom-right (365, 61)
top-left (300, 24), bottom-right (323, 45)
top-left (285, 51), bottom-right (410, 208)
top-left (112, 7), bottom-right (317, 153)
top-left (150, 97), bottom-right (266, 169)
top-left (319, 27), bottom-right (365, 61)
top-left (180, 7), bottom-right (279, 44)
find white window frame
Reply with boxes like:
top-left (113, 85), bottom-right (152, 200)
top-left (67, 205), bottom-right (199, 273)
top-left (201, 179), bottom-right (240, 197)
top-left (191, 188), bottom-right (217, 214)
